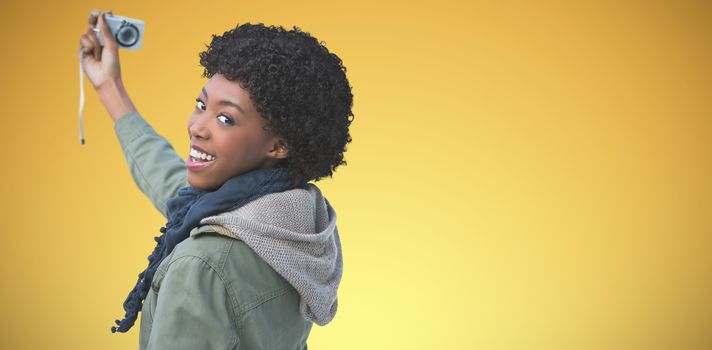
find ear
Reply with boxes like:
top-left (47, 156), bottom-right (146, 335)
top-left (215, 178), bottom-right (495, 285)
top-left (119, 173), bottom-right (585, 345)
top-left (269, 139), bottom-right (289, 159)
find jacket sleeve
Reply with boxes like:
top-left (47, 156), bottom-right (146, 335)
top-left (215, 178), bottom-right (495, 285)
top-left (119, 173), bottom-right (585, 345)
top-left (113, 111), bottom-right (189, 219)
top-left (147, 256), bottom-right (239, 350)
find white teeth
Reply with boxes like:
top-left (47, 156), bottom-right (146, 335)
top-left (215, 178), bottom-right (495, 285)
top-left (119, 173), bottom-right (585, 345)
top-left (190, 148), bottom-right (215, 161)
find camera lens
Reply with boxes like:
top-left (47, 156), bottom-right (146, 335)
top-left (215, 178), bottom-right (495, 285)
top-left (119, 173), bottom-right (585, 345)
top-left (115, 21), bottom-right (139, 47)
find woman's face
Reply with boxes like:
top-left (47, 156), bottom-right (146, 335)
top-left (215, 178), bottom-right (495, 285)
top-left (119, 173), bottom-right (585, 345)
top-left (186, 73), bottom-right (288, 191)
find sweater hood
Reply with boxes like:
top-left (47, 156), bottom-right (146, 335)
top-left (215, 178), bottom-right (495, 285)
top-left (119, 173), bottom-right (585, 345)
top-left (198, 183), bottom-right (343, 326)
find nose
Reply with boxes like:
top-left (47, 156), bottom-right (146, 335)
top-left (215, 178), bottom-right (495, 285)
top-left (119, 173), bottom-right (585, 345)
top-left (188, 113), bottom-right (210, 140)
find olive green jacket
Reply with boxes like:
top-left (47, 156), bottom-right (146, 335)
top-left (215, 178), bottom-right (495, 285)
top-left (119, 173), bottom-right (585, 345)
top-left (114, 111), bottom-right (313, 349)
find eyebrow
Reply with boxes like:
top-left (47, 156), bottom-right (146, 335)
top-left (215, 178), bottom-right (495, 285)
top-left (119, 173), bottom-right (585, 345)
top-left (202, 87), bottom-right (245, 114)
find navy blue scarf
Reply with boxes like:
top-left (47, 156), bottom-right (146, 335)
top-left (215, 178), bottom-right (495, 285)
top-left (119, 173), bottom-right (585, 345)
top-left (111, 166), bottom-right (305, 333)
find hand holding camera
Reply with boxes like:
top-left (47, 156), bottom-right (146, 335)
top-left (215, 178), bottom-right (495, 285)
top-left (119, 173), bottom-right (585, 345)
top-left (79, 9), bottom-right (122, 90)
top-left (77, 9), bottom-right (142, 127)
top-left (79, 9), bottom-right (145, 88)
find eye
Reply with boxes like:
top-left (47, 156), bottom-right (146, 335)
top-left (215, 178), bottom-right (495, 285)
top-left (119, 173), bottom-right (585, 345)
top-left (195, 98), bottom-right (206, 110)
top-left (217, 114), bottom-right (235, 126)
top-left (195, 98), bottom-right (234, 126)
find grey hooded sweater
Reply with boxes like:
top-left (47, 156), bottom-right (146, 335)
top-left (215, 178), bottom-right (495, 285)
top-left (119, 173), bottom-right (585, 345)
top-left (199, 183), bottom-right (343, 326)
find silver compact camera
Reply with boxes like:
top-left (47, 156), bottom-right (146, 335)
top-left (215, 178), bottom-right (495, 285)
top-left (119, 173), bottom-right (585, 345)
top-left (96, 13), bottom-right (145, 50)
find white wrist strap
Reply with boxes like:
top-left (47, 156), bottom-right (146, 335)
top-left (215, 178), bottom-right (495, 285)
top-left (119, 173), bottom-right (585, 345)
top-left (78, 49), bottom-right (86, 145)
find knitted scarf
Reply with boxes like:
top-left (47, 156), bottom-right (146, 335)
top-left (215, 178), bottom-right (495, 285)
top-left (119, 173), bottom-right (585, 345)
top-left (110, 166), bottom-right (306, 333)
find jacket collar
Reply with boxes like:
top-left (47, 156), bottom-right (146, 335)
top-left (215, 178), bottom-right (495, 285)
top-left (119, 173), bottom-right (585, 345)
top-left (189, 223), bottom-right (238, 239)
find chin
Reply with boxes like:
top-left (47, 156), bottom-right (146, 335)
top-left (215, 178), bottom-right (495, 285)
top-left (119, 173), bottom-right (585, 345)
top-left (187, 175), bottom-right (217, 191)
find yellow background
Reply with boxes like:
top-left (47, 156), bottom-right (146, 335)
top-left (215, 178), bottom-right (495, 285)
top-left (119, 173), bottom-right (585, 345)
top-left (1, 0), bottom-right (710, 349)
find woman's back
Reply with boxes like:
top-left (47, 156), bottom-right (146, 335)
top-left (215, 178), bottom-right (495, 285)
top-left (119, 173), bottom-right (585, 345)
top-left (139, 230), bottom-right (312, 349)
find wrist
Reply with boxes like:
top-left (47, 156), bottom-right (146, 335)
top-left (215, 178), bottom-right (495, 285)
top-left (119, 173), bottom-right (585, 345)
top-left (98, 79), bottom-right (137, 123)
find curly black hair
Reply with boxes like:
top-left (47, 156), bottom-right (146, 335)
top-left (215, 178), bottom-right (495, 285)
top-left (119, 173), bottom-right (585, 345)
top-left (198, 23), bottom-right (354, 184)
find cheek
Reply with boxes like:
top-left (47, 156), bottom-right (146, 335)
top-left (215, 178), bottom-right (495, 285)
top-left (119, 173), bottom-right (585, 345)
top-left (218, 133), bottom-right (253, 161)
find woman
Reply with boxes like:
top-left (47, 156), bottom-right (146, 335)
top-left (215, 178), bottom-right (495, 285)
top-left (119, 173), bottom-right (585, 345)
top-left (78, 9), bottom-right (352, 349)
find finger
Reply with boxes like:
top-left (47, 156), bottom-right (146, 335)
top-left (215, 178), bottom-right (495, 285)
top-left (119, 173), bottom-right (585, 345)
top-left (88, 30), bottom-right (101, 60)
top-left (82, 27), bottom-right (100, 59)
top-left (98, 10), bottom-right (117, 50)
top-left (85, 25), bottom-right (98, 39)
top-left (79, 35), bottom-right (95, 57)
top-left (79, 34), bottom-right (92, 52)
top-left (88, 9), bottom-right (100, 27)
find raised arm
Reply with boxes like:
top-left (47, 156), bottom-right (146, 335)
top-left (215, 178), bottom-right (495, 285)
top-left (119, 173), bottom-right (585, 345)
top-left (79, 9), bottom-right (188, 218)
top-left (114, 111), bottom-right (189, 218)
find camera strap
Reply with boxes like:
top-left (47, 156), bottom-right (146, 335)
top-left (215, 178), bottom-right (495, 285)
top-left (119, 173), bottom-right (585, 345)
top-left (78, 49), bottom-right (86, 145)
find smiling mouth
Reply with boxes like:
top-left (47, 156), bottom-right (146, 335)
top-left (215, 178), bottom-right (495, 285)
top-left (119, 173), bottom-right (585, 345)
top-left (190, 148), bottom-right (217, 162)
top-left (186, 153), bottom-right (216, 170)
top-left (191, 156), bottom-right (214, 163)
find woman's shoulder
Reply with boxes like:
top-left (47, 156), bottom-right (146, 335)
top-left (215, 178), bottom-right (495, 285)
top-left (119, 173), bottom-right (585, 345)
top-left (170, 230), bottom-right (296, 308)
top-left (168, 229), bottom-right (233, 271)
